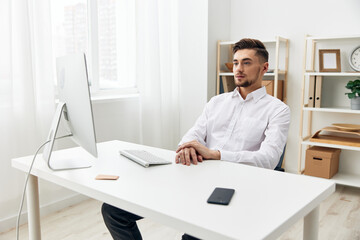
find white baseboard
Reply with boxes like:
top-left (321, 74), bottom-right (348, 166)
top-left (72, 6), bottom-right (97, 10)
top-left (0, 193), bottom-right (89, 233)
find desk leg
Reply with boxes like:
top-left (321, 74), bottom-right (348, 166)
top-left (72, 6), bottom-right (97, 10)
top-left (303, 206), bottom-right (319, 240)
top-left (27, 175), bottom-right (41, 240)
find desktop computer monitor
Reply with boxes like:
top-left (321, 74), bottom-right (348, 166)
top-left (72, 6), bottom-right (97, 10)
top-left (43, 53), bottom-right (97, 170)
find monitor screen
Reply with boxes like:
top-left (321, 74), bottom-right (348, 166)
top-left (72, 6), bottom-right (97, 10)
top-left (43, 53), bottom-right (97, 170)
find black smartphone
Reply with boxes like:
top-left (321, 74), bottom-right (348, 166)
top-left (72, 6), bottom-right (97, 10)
top-left (207, 187), bottom-right (235, 205)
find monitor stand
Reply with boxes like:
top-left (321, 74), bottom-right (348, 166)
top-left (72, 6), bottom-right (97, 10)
top-left (43, 102), bottom-right (92, 171)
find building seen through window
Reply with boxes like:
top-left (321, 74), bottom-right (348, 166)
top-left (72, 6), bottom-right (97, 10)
top-left (51, 0), bottom-right (136, 91)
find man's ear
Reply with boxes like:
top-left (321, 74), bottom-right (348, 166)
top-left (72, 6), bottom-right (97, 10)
top-left (262, 62), bottom-right (269, 74)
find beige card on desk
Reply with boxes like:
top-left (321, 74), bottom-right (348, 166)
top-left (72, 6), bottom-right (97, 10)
top-left (95, 174), bottom-right (119, 180)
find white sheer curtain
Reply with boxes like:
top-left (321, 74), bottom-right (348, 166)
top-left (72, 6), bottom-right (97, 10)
top-left (136, 0), bottom-right (180, 150)
top-left (0, 0), bottom-right (54, 222)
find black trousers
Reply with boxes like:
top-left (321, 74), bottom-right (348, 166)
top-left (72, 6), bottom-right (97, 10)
top-left (102, 203), bottom-right (200, 240)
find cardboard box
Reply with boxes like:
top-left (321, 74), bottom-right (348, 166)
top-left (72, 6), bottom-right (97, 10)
top-left (305, 146), bottom-right (341, 179)
top-left (262, 80), bottom-right (284, 101)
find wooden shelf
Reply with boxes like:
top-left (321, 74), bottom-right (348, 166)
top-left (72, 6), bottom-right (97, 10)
top-left (305, 72), bottom-right (360, 77)
top-left (301, 172), bottom-right (360, 188)
top-left (301, 140), bottom-right (360, 151)
top-left (330, 173), bottom-right (360, 188)
top-left (219, 70), bottom-right (286, 77)
top-left (219, 72), bottom-right (234, 76)
top-left (219, 40), bottom-right (276, 45)
top-left (306, 34), bottom-right (360, 41)
top-left (303, 107), bottom-right (360, 114)
top-left (219, 37), bottom-right (288, 46)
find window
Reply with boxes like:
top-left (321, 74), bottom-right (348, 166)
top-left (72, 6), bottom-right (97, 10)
top-left (51, 0), bottom-right (136, 94)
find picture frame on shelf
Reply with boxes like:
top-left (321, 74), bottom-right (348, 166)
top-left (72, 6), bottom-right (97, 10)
top-left (319, 49), bottom-right (341, 72)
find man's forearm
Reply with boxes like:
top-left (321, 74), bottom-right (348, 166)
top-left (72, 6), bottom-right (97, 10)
top-left (211, 149), bottom-right (221, 160)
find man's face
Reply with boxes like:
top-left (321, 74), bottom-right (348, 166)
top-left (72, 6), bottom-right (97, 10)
top-left (232, 49), bottom-right (268, 88)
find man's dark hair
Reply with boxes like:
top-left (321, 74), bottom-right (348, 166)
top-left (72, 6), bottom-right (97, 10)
top-left (232, 38), bottom-right (269, 63)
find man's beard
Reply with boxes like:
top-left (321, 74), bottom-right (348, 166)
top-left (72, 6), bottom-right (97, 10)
top-left (236, 80), bottom-right (251, 87)
top-left (235, 70), bottom-right (261, 88)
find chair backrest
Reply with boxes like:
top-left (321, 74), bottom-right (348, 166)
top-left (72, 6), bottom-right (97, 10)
top-left (274, 145), bottom-right (286, 172)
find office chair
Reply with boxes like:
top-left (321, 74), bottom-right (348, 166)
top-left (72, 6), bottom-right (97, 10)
top-left (274, 145), bottom-right (286, 172)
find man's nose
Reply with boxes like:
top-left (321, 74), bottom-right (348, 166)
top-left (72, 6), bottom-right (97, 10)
top-left (234, 64), bottom-right (243, 72)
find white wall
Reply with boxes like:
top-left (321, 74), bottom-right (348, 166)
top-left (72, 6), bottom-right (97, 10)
top-left (228, 0), bottom-right (360, 173)
top-left (207, 0), bottom-right (231, 101)
top-left (178, 0), bottom-right (209, 136)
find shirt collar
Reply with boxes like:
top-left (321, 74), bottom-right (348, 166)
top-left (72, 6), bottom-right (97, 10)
top-left (232, 86), bottom-right (267, 103)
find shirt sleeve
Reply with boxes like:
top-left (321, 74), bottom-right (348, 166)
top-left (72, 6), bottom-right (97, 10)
top-left (220, 105), bottom-right (291, 170)
top-left (178, 102), bottom-right (210, 146)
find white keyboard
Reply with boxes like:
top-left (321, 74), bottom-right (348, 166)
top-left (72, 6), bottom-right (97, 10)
top-left (119, 149), bottom-right (172, 168)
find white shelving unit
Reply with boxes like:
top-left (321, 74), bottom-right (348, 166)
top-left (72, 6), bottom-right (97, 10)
top-left (298, 34), bottom-right (360, 187)
top-left (216, 37), bottom-right (289, 103)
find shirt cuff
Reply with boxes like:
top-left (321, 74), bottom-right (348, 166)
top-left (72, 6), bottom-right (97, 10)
top-left (219, 150), bottom-right (238, 162)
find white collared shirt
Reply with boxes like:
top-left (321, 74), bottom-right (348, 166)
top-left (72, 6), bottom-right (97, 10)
top-left (179, 87), bottom-right (290, 169)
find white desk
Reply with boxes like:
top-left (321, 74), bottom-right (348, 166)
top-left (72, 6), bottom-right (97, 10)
top-left (12, 140), bottom-right (335, 240)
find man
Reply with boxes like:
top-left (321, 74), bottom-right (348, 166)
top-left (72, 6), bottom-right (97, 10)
top-left (102, 38), bottom-right (290, 240)
top-left (175, 38), bottom-right (290, 170)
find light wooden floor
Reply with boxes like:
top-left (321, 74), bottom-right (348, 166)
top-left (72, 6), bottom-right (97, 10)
top-left (1, 186), bottom-right (360, 240)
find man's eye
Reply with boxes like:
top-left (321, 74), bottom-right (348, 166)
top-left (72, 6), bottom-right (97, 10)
top-left (233, 62), bottom-right (238, 66)
top-left (244, 62), bottom-right (251, 65)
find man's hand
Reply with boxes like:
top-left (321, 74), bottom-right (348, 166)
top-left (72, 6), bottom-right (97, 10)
top-left (176, 140), bottom-right (221, 161)
top-left (175, 147), bottom-right (203, 166)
